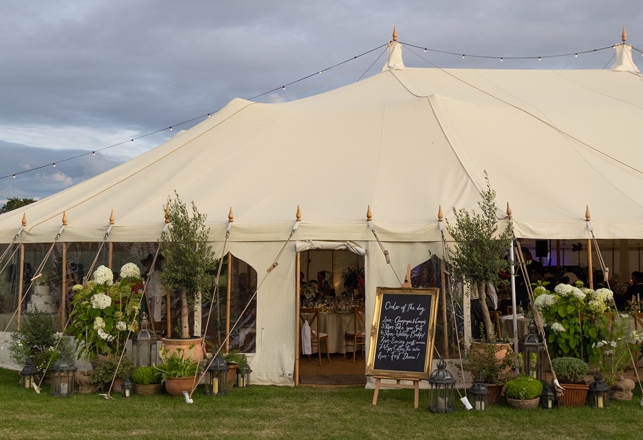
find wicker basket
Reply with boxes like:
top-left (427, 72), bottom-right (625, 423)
top-left (557, 383), bottom-right (589, 407)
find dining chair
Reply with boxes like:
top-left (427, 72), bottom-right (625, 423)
top-left (344, 306), bottom-right (365, 363)
top-left (300, 307), bottom-right (331, 365)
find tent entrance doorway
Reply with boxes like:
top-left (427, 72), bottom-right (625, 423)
top-left (294, 242), bottom-right (366, 386)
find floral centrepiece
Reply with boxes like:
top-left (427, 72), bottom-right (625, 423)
top-left (533, 281), bottom-right (613, 362)
top-left (68, 264), bottom-right (142, 361)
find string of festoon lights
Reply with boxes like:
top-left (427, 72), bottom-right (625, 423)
top-left (2, 37), bottom-right (639, 182)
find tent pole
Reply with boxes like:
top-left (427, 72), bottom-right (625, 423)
top-left (587, 239), bottom-right (593, 288)
top-left (17, 244), bottom-right (24, 329)
top-left (61, 243), bottom-right (67, 326)
top-left (510, 244), bottom-right (518, 355)
top-left (295, 252), bottom-right (301, 385)
top-left (440, 259), bottom-right (449, 358)
top-left (225, 253), bottom-right (233, 353)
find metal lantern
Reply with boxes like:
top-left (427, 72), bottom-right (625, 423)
top-left (428, 357), bottom-right (455, 413)
top-left (121, 375), bottom-right (134, 398)
top-left (19, 358), bottom-right (38, 390)
top-left (132, 312), bottom-right (157, 367)
top-left (236, 363), bottom-right (252, 388)
top-left (540, 383), bottom-right (556, 409)
top-left (468, 374), bottom-right (489, 410)
top-left (522, 321), bottom-right (546, 380)
top-left (588, 373), bottom-right (610, 409)
top-left (50, 356), bottom-right (77, 397)
top-left (204, 353), bottom-right (229, 396)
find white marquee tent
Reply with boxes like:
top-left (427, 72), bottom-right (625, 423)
top-left (1, 37), bottom-right (643, 384)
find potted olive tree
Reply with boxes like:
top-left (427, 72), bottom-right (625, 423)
top-left (160, 192), bottom-right (219, 360)
top-left (446, 172), bottom-right (513, 341)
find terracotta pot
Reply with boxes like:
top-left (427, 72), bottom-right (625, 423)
top-left (556, 383), bottom-right (589, 407)
top-left (486, 383), bottom-right (503, 404)
top-left (165, 377), bottom-right (196, 396)
top-left (160, 337), bottom-right (205, 362)
top-left (112, 377), bottom-right (122, 393)
top-left (134, 383), bottom-right (164, 395)
top-left (227, 364), bottom-right (238, 387)
top-left (506, 397), bottom-right (540, 409)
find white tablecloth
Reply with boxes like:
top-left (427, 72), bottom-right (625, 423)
top-left (302, 312), bottom-right (355, 353)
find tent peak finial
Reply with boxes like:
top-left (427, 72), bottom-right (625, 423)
top-left (228, 207), bottom-right (234, 222)
top-left (62, 211), bottom-right (67, 226)
top-left (366, 205), bottom-right (372, 222)
top-left (21, 213), bottom-right (27, 227)
top-left (296, 205), bottom-right (301, 221)
top-left (109, 209), bottom-right (115, 225)
top-left (392, 27), bottom-right (397, 42)
top-left (506, 202), bottom-right (512, 220)
top-left (164, 204), bottom-right (171, 224)
top-left (622, 26), bottom-right (627, 43)
top-left (437, 205), bottom-right (443, 222)
top-left (585, 205), bottom-right (591, 221)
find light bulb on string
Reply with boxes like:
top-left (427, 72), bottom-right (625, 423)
top-left (424, 48), bottom-right (427, 53)
top-left (282, 86), bottom-right (286, 90)
top-left (462, 54), bottom-right (465, 59)
top-left (92, 151), bottom-right (95, 155)
top-left (500, 57), bottom-right (503, 62)
top-left (538, 57), bottom-right (541, 61)
top-left (575, 53), bottom-right (578, 57)
top-left (169, 127), bottom-right (173, 131)
top-left (12, 174), bottom-right (16, 179)
top-left (52, 163), bottom-right (56, 168)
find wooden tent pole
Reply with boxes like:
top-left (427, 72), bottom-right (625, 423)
top-left (108, 243), bottom-right (113, 270)
top-left (17, 244), bottom-right (25, 329)
top-left (295, 252), bottom-right (301, 385)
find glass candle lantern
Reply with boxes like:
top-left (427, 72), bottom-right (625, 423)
top-left (522, 321), bottom-right (546, 381)
top-left (588, 373), bottom-right (610, 409)
top-left (51, 357), bottom-right (77, 397)
top-left (19, 359), bottom-right (38, 390)
top-left (468, 374), bottom-right (489, 410)
top-left (236, 364), bottom-right (252, 388)
top-left (428, 357), bottom-right (455, 413)
top-left (121, 375), bottom-right (134, 398)
top-left (204, 354), bottom-right (229, 396)
top-left (132, 312), bottom-right (157, 367)
top-left (540, 383), bottom-right (555, 409)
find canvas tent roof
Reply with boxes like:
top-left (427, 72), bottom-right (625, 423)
top-left (1, 41), bottom-right (643, 244)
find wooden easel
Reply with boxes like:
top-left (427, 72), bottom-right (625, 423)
top-left (371, 265), bottom-right (425, 409)
top-left (372, 377), bottom-right (420, 409)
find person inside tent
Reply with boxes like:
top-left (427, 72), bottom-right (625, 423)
top-left (141, 253), bottom-right (168, 323)
top-left (317, 271), bottom-right (331, 298)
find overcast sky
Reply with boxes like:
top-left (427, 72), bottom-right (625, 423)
top-left (1, 0), bottom-right (641, 204)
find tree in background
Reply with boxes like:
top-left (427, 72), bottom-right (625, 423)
top-left (0, 197), bottom-right (36, 214)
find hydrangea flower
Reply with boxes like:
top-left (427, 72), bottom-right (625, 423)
top-left (72, 284), bottom-right (84, 293)
top-left (587, 298), bottom-right (607, 314)
top-left (92, 265), bottom-right (114, 286)
top-left (93, 317), bottom-right (106, 330)
top-left (119, 262), bottom-right (141, 280)
top-left (594, 288), bottom-right (614, 303)
top-left (550, 322), bottom-right (566, 332)
top-left (97, 328), bottom-right (115, 341)
top-left (570, 287), bottom-right (586, 301)
top-left (533, 293), bottom-right (558, 310)
top-left (116, 321), bottom-right (127, 331)
top-left (90, 293), bottom-right (112, 310)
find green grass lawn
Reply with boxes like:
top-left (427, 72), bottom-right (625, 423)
top-left (0, 368), bottom-right (641, 439)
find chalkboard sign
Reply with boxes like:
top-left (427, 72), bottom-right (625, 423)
top-left (366, 287), bottom-right (439, 380)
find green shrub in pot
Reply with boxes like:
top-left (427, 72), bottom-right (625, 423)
top-left (132, 366), bottom-right (162, 385)
top-left (505, 375), bottom-right (543, 400)
top-left (551, 357), bottom-right (589, 383)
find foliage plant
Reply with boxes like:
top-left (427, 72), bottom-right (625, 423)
top-left (505, 375), bottom-right (543, 400)
top-left (160, 192), bottom-right (219, 339)
top-left (591, 321), bottom-right (643, 386)
top-left (90, 355), bottom-right (135, 391)
top-left (461, 332), bottom-right (515, 385)
top-left (224, 350), bottom-right (248, 371)
top-left (533, 281), bottom-right (612, 362)
top-left (131, 366), bottom-right (163, 385)
top-left (551, 357), bottom-right (589, 383)
top-left (155, 347), bottom-right (200, 382)
top-left (68, 263), bottom-right (142, 361)
top-left (446, 172), bottom-right (513, 340)
top-left (9, 310), bottom-right (73, 372)
top-left (341, 262), bottom-right (364, 291)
